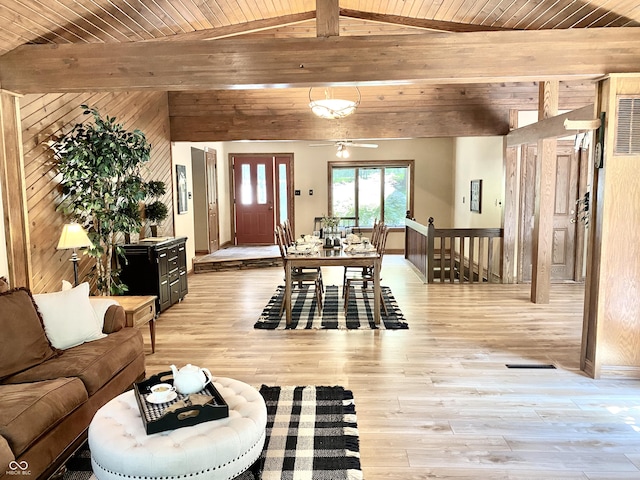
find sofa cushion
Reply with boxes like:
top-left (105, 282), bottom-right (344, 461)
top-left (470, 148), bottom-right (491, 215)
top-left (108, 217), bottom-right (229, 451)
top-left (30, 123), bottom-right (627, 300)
top-left (88, 297), bottom-right (120, 332)
top-left (2, 328), bottom-right (143, 396)
top-left (33, 282), bottom-right (106, 350)
top-left (0, 288), bottom-right (59, 381)
top-left (0, 378), bottom-right (88, 458)
top-left (102, 304), bottom-right (126, 334)
top-left (0, 276), bottom-right (9, 293)
top-left (0, 435), bottom-right (14, 472)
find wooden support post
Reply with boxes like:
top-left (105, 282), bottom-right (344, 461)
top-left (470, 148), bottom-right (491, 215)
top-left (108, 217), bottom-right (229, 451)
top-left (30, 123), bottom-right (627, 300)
top-left (426, 217), bottom-right (435, 284)
top-left (502, 110), bottom-right (518, 283)
top-left (0, 91), bottom-right (31, 289)
top-left (531, 81), bottom-right (558, 304)
top-left (316, 0), bottom-right (340, 37)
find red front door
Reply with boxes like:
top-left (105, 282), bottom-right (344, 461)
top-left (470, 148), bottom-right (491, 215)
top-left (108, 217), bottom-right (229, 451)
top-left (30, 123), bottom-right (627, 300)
top-left (233, 156), bottom-right (275, 244)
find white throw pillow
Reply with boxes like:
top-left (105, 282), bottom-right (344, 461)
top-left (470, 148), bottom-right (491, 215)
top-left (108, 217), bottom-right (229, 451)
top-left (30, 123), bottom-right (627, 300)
top-left (34, 282), bottom-right (107, 349)
top-left (88, 297), bottom-right (120, 331)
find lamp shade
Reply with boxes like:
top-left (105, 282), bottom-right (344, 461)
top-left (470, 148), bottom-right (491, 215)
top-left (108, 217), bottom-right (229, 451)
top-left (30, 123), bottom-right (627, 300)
top-left (57, 223), bottom-right (93, 250)
top-left (309, 87), bottom-right (361, 120)
top-left (309, 99), bottom-right (358, 120)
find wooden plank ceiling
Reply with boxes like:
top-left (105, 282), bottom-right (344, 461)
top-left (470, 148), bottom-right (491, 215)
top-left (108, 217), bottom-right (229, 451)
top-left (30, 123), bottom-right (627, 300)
top-left (0, 1), bottom-right (638, 141)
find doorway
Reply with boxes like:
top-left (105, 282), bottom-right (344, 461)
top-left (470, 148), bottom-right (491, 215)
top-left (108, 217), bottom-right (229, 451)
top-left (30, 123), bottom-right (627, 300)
top-left (205, 150), bottom-right (219, 253)
top-left (191, 147), bottom-right (220, 255)
top-left (231, 154), bottom-right (293, 245)
top-left (518, 141), bottom-right (587, 282)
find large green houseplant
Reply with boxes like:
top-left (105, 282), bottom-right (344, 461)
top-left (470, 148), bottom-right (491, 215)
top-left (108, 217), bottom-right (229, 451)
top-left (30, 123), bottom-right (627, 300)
top-left (52, 105), bottom-right (156, 295)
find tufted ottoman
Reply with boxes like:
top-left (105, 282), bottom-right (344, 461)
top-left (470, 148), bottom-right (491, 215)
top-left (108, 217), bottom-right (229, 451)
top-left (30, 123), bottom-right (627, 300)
top-left (88, 377), bottom-right (267, 480)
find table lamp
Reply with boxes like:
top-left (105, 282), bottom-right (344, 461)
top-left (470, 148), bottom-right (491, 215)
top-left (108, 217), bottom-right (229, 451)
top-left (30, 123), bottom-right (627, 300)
top-left (57, 223), bottom-right (93, 286)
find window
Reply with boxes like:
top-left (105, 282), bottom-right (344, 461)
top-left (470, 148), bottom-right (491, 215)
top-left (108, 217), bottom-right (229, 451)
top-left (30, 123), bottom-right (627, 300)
top-left (329, 160), bottom-right (414, 227)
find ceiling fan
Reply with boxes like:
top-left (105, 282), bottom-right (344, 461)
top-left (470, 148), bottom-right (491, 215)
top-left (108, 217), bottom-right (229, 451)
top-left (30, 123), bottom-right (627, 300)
top-left (309, 140), bottom-right (379, 158)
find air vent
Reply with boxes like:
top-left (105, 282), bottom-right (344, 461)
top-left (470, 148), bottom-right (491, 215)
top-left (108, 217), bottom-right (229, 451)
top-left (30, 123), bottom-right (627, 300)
top-left (505, 364), bottom-right (556, 369)
top-left (615, 96), bottom-right (640, 155)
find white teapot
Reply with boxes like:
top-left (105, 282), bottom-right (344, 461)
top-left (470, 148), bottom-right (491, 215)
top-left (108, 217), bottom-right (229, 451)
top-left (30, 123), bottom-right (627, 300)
top-left (170, 364), bottom-right (213, 394)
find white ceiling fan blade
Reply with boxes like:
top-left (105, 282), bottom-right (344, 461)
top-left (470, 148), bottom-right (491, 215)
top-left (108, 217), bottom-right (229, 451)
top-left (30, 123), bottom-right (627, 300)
top-left (350, 143), bottom-right (378, 148)
top-left (309, 140), bottom-right (379, 148)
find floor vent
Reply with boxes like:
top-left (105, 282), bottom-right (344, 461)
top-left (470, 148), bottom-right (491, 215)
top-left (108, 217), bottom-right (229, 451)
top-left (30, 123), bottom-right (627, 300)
top-left (505, 364), bottom-right (556, 369)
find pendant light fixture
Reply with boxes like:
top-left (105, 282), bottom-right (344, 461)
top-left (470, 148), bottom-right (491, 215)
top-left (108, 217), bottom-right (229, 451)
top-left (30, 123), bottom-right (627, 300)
top-left (309, 87), bottom-right (361, 120)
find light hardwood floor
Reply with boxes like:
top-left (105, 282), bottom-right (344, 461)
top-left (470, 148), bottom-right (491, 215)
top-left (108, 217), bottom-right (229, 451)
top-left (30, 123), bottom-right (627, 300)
top-left (146, 255), bottom-right (640, 479)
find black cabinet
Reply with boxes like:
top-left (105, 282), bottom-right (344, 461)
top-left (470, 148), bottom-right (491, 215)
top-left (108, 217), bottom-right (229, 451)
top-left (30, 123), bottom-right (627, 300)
top-left (119, 237), bottom-right (188, 313)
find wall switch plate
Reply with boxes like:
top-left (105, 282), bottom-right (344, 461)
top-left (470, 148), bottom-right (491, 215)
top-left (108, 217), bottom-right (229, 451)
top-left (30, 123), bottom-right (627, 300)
top-left (309, 189), bottom-right (313, 195)
top-left (294, 190), bottom-right (301, 196)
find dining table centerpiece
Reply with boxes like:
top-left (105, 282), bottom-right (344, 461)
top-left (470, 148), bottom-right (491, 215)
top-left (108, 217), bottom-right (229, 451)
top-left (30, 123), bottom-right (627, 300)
top-left (321, 215), bottom-right (340, 237)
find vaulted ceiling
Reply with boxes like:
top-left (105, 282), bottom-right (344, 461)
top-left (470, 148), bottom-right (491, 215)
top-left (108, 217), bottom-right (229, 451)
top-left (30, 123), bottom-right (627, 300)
top-left (1, 0), bottom-right (638, 51)
top-left (1, 0), bottom-right (639, 141)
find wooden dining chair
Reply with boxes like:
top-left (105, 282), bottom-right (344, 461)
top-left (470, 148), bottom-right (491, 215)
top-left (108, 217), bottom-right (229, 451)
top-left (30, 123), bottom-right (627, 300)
top-left (370, 218), bottom-right (382, 247)
top-left (342, 219), bottom-right (383, 294)
top-left (282, 219), bottom-right (295, 246)
top-left (343, 225), bottom-right (390, 315)
top-left (275, 225), bottom-right (323, 316)
top-left (281, 221), bottom-right (324, 292)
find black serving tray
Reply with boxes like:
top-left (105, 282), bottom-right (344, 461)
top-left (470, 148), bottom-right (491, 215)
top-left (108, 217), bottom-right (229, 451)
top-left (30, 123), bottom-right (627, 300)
top-left (133, 371), bottom-right (229, 434)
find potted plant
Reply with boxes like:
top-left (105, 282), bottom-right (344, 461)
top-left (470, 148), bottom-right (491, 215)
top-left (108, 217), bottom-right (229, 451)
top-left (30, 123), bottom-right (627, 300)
top-left (52, 105), bottom-right (155, 295)
top-left (321, 214), bottom-right (340, 237)
top-left (144, 180), bottom-right (169, 236)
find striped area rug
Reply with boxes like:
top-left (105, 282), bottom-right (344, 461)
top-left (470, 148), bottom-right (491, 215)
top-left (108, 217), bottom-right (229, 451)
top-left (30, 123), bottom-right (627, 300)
top-left (254, 285), bottom-right (409, 330)
top-left (63, 386), bottom-right (362, 480)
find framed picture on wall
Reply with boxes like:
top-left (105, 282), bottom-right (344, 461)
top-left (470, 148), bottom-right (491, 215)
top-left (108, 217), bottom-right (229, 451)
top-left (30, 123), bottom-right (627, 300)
top-left (470, 179), bottom-right (482, 213)
top-left (176, 165), bottom-right (188, 214)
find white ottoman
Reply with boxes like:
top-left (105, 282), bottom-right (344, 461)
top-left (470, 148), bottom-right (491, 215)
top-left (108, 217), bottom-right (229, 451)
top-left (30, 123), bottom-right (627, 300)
top-left (89, 377), bottom-right (267, 480)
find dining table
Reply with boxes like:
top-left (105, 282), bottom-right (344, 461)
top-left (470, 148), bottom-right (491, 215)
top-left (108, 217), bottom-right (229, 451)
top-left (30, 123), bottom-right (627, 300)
top-left (284, 237), bottom-right (382, 326)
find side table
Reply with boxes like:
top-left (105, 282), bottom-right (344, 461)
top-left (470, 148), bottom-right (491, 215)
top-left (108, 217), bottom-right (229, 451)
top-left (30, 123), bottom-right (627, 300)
top-left (104, 296), bottom-right (157, 353)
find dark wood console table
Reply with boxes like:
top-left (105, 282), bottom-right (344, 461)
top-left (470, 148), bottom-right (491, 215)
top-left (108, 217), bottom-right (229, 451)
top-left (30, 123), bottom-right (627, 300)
top-left (119, 237), bottom-right (188, 313)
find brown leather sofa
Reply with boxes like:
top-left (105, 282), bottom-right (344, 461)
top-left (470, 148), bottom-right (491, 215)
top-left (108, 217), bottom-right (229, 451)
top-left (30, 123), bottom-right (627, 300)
top-left (0, 283), bottom-right (145, 480)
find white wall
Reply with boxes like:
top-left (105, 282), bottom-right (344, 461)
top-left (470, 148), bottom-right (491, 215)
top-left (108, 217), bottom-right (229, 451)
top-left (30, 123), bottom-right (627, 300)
top-left (453, 137), bottom-right (505, 228)
top-left (190, 148), bottom-right (209, 252)
top-left (198, 138), bottom-right (455, 251)
top-left (0, 179), bottom-right (8, 278)
top-left (170, 141), bottom-right (224, 272)
top-left (169, 137), bottom-right (510, 268)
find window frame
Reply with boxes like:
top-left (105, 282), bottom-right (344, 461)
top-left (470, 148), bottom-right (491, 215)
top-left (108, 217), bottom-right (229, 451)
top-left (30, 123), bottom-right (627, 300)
top-left (328, 159), bottom-right (415, 230)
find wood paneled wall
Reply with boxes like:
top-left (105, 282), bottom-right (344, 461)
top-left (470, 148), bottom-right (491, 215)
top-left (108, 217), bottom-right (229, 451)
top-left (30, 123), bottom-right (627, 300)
top-left (581, 74), bottom-right (640, 378)
top-left (169, 82), bottom-right (595, 142)
top-left (19, 91), bottom-right (172, 294)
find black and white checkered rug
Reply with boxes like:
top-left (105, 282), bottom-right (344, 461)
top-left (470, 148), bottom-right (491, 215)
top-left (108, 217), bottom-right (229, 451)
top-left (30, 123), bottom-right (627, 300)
top-left (63, 386), bottom-right (362, 480)
top-left (258, 385), bottom-right (362, 480)
top-left (254, 285), bottom-right (409, 330)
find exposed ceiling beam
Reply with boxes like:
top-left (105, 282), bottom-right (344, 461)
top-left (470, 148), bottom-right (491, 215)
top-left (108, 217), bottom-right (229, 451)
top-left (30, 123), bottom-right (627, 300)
top-left (506, 104), bottom-right (595, 146)
top-left (317, 0), bottom-right (340, 37)
top-left (339, 8), bottom-right (512, 32)
top-left (143, 12), bottom-right (316, 42)
top-left (169, 108), bottom-right (510, 142)
top-left (1, 28), bottom-right (639, 94)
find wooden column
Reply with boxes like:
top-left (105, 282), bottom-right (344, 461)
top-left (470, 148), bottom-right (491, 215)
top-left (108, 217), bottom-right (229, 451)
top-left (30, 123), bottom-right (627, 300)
top-left (0, 91), bottom-right (31, 288)
top-left (530, 81), bottom-right (558, 303)
top-left (501, 110), bottom-right (518, 283)
top-left (316, 0), bottom-right (339, 37)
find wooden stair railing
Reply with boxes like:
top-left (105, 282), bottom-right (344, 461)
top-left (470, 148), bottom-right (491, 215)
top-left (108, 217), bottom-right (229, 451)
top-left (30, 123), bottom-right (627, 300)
top-left (405, 217), bottom-right (504, 283)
